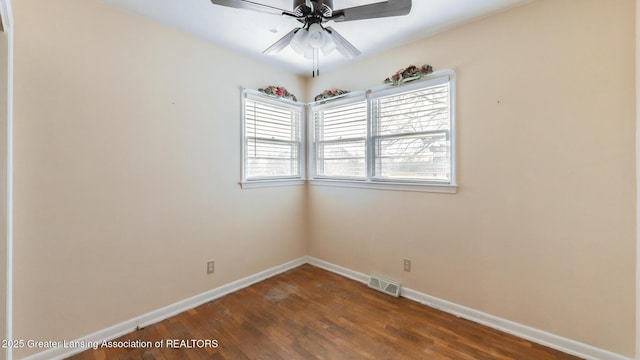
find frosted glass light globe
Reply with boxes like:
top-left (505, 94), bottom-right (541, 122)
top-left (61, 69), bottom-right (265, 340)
top-left (308, 23), bottom-right (325, 49)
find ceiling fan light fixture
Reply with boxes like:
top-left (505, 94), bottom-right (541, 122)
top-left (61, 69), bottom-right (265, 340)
top-left (210, 0), bottom-right (413, 75)
top-left (307, 23), bottom-right (325, 49)
top-left (290, 28), bottom-right (309, 54)
top-left (321, 34), bottom-right (336, 56)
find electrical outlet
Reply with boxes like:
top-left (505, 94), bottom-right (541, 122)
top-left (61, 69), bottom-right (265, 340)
top-left (207, 260), bottom-right (215, 274)
top-left (403, 258), bottom-right (411, 272)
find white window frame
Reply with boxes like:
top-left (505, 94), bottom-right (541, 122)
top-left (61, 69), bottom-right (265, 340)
top-left (240, 89), bottom-right (305, 189)
top-left (239, 70), bottom-right (457, 193)
top-left (310, 94), bottom-right (368, 180)
top-left (309, 70), bottom-right (457, 193)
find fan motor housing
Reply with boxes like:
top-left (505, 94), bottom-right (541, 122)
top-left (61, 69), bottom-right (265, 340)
top-left (293, 0), bottom-right (333, 17)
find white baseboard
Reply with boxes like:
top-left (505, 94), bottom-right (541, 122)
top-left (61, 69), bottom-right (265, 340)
top-left (22, 257), bottom-right (307, 360)
top-left (22, 256), bottom-right (633, 360)
top-left (306, 256), bottom-right (369, 284)
top-left (401, 288), bottom-right (632, 360)
top-left (307, 256), bottom-right (632, 360)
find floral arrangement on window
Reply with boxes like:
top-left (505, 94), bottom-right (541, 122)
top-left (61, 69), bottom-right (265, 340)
top-left (258, 85), bottom-right (298, 102)
top-left (314, 88), bottom-right (350, 102)
top-left (383, 64), bottom-right (433, 86)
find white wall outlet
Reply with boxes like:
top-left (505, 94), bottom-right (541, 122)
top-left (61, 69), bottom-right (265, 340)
top-left (403, 258), bottom-right (411, 272)
top-left (207, 260), bottom-right (215, 274)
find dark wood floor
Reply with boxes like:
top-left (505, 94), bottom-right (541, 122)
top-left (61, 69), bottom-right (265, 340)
top-left (68, 264), bottom-right (582, 359)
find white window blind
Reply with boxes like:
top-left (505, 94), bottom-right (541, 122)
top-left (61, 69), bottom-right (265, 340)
top-left (313, 99), bottom-right (367, 178)
top-left (241, 71), bottom-right (455, 192)
top-left (243, 94), bottom-right (302, 180)
top-left (372, 81), bottom-right (451, 182)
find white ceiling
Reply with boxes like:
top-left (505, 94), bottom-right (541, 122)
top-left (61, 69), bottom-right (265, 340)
top-left (99, 0), bottom-right (531, 76)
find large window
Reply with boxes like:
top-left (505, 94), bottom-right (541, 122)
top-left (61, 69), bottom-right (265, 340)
top-left (311, 71), bottom-right (456, 192)
top-left (241, 90), bottom-right (304, 187)
top-left (371, 79), bottom-right (451, 181)
top-left (240, 71), bottom-right (456, 192)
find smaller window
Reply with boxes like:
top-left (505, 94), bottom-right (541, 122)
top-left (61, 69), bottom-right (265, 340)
top-left (241, 90), bottom-right (304, 188)
top-left (313, 98), bottom-right (368, 179)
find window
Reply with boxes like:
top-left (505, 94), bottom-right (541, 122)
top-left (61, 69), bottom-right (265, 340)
top-left (240, 71), bottom-right (456, 193)
top-left (241, 90), bottom-right (304, 187)
top-left (313, 98), bottom-right (368, 178)
top-left (371, 79), bottom-right (451, 182)
top-left (310, 71), bottom-right (456, 193)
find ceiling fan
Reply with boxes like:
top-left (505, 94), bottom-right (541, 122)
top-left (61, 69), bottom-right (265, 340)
top-left (210, 0), bottom-right (412, 76)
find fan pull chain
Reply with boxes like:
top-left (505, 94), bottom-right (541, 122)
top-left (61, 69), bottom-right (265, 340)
top-left (312, 49), bottom-right (316, 77)
top-left (312, 48), bottom-right (319, 77)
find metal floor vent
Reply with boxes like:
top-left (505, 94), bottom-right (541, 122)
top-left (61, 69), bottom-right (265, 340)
top-left (368, 275), bottom-right (400, 297)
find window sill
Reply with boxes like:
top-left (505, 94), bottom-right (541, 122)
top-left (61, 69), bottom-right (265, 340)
top-left (240, 178), bottom-right (458, 193)
top-left (309, 179), bottom-right (458, 193)
top-left (240, 179), bottom-right (305, 189)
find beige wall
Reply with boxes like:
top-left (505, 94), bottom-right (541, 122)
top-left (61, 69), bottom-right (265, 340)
top-left (12, 0), bottom-right (307, 357)
top-left (0, 24), bottom-right (8, 360)
top-left (637, 0), bottom-right (640, 357)
top-left (308, 0), bottom-right (636, 356)
top-left (9, 0), bottom-right (638, 358)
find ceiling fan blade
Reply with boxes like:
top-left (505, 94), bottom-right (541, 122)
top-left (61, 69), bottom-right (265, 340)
top-left (263, 28), bottom-right (299, 55)
top-left (325, 27), bottom-right (361, 58)
top-left (330, 0), bottom-right (411, 22)
top-left (210, 0), bottom-right (296, 17)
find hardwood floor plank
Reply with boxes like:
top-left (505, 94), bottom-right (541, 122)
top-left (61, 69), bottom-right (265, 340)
top-left (67, 265), bottom-right (583, 360)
